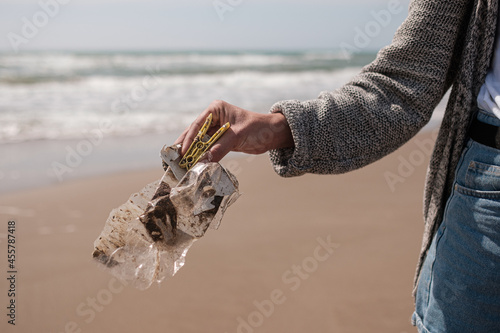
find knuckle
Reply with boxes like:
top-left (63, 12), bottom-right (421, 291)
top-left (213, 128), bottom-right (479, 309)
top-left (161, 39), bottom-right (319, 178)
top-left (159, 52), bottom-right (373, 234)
top-left (211, 99), bottom-right (225, 109)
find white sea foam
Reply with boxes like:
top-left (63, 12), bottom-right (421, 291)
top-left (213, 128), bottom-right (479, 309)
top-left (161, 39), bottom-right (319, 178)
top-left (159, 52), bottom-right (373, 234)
top-left (0, 51), bottom-right (370, 143)
top-left (0, 72), bottom-right (363, 142)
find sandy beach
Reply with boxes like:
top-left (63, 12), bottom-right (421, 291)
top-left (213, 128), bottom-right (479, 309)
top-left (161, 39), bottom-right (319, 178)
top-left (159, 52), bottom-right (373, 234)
top-left (0, 131), bottom-right (433, 333)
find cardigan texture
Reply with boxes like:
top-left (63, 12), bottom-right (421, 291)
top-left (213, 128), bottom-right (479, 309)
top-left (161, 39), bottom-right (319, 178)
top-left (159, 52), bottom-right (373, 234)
top-left (268, 0), bottom-right (498, 297)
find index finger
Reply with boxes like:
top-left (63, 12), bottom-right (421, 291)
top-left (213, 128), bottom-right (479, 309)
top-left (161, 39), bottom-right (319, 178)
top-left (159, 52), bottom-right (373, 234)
top-left (178, 110), bottom-right (214, 156)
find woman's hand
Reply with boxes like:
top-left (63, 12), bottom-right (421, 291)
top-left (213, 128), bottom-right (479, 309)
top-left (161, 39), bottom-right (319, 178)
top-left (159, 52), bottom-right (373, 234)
top-left (175, 100), bottom-right (294, 162)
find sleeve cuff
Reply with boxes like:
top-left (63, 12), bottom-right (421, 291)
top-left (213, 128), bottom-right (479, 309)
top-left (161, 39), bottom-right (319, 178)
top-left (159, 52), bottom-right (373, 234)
top-left (268, 99), bottom-right (315, 177)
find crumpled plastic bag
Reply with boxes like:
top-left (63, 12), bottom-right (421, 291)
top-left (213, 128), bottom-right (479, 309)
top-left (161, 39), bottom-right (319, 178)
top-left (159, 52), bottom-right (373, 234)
top-left (92, 144), bottom-right (239, 290)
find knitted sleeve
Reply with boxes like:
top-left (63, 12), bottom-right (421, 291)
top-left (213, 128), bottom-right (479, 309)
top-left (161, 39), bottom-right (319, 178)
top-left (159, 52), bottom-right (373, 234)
top-left (269, 0), bottom-right (471, 177)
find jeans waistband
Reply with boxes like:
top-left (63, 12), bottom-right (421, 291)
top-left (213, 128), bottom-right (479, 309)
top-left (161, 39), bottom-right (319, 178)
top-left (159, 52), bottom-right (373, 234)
top-left (477, 109), bottom-right (500, 127)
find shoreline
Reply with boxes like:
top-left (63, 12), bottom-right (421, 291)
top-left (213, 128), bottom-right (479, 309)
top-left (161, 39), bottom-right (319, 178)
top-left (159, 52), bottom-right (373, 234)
top-left (1, 119), bottom-right (442, 196)
top-left (0, 131), bottom-right (179, 195)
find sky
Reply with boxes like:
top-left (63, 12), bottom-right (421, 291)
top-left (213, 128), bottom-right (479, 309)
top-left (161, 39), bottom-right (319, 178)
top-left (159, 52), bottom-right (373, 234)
top-left (0, 0), bottom-right (411, 52)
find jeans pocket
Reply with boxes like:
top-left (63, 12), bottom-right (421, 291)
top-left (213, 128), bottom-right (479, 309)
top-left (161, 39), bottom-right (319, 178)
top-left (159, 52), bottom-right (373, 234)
top-left (457, 158), bottom-right (500, 198)
top-left (465, 160), bottom-right (500, 191)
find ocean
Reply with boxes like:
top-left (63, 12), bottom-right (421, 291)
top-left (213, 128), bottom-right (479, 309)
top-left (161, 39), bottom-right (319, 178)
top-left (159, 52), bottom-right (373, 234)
top-left (0, 50), bottom-right (445, 193)
top-left (0, 50), bottom-right (376, 144)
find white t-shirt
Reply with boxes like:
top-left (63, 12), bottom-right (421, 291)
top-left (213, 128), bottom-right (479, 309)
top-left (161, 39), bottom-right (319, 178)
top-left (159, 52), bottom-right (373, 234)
top-left (477, 12), bottom-right (500, 119)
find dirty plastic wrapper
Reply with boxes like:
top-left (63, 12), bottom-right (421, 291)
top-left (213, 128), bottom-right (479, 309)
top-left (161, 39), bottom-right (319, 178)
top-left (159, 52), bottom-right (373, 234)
top-left (92, 144), bottom-right (240, 290)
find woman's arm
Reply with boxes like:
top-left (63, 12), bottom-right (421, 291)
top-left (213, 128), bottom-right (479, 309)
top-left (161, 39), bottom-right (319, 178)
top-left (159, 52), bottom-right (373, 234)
top-left (175, 0), bottom-right (472, 175)
top-left (269, 0), bottom-right (472, 177)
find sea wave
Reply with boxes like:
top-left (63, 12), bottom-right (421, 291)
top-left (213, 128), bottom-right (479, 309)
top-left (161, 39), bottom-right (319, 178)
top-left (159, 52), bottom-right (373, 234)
top-left (0, 51), bottom-right (373, 143)
top-left (0, 51), bottom-right (374, 84)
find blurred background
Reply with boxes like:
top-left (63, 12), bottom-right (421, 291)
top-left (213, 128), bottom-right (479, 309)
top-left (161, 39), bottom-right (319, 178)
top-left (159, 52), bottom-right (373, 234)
top-left (0, 0), bottom-right (413, 193)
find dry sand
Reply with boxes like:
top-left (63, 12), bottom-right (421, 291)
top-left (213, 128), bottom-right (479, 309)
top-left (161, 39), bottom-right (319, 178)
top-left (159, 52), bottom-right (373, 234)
top-left (0, 132), bottom-right (434, 333)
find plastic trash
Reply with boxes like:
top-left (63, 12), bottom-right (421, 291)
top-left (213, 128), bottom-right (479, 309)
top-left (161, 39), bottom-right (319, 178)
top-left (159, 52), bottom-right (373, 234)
top-left (92, 144), bottom-right (239, 290)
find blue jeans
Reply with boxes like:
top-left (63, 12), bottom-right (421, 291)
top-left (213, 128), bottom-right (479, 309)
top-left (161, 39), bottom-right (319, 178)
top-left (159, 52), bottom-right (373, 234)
top-left (412, 111), bottom-right (500, 332)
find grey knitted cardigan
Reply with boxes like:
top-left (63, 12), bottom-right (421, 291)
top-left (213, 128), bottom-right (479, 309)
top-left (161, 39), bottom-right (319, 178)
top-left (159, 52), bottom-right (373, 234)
top-left (269, 0), bottom-right (498, 297)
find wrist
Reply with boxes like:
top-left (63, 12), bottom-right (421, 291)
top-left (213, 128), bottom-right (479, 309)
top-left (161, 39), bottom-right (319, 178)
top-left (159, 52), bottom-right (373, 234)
top-left (268, 112), bottom-right (294, 150)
